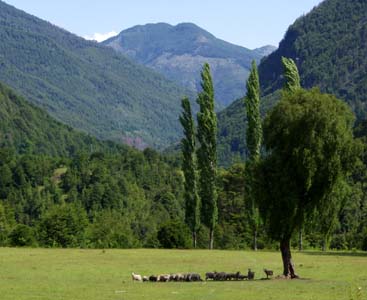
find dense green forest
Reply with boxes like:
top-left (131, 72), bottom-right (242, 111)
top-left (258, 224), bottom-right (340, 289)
top-left (1, 74), bottom-right (366, 251)
top-left (217, 92), bottom-right (280, 166)
top-left (1, 147), bottom-right (365, 250)
top-left (217, 0), bottom-right (367, 164)
top-left (259, 0), bottom-right (367, 116)
top-left (0, 0), bottom-right (190, 149)
top-left (0, 82), bottom-right (122, 156)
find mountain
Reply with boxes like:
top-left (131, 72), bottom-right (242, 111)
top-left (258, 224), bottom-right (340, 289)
top-left (258, 0), bottom-right (367, 117)
top-left (0, 81), bottom-right (123, 156)
top-left (103, 22), bottom-right (276, 108)
top-left (217, 0), bottom-right (367, 165)
top-left (0, 1), bottom-right (191, 149)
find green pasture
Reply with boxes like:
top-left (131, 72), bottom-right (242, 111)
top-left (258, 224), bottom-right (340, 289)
top-left (0, 248), bottom-right (366, 300)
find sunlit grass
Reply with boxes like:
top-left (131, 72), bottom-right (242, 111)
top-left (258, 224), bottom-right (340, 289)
top-left (0, 248), bottom-right (366, 300)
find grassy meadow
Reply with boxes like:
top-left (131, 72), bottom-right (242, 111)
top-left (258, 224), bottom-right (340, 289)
top-left (0, 248), bottom-right (366, 300)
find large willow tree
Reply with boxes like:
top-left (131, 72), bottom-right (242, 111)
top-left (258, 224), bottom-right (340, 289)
top-left (180, 97), bottom-right (200, 248)
top-left (197, 63), bottom-right (218, 250)
top-left (259, 88), bottom-right (359, 278)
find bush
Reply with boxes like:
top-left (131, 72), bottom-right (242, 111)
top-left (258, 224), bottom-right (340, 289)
top-left (38, 204), bottom-right (88, 247)
top-left (86, 210), bottom-right (139, 248)
top-left (157, 220), bottom-right (191, 249)
top-left (9, 224), bottom-right (36, 247)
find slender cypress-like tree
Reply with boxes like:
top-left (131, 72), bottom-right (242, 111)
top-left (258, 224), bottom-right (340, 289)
top-left (244, 60), bottom-right (262, 251)
top-left (281, 57), bottom-right (301, 92)
top-left (197, 63), bottom-right (218, 250)
top-left (179, 97), bottom-right (200, 248)
top-left (282, 56), bottom-right (303, 251)
top-left (245, 61), bottom-right (262, 161)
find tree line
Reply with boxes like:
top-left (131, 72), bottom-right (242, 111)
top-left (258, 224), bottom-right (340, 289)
top-left (0, 60), bottom-right (366, 261)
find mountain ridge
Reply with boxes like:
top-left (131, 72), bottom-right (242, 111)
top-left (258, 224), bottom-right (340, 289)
top-left (217, 0), bottom-right (367, 165)
top-left (0, 0), bottom-right (192, 149)
top-left (0, 81), bottom-right (124, 156)
top-left (103, 22), bottom-right (276, 108)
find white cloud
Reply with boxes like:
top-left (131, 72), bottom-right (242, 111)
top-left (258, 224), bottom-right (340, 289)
top-left (84, 31), bottom-right (118, 42)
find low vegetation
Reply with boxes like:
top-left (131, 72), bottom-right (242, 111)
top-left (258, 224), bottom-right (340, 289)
top-left (0, 248), bottom-right (365, 300)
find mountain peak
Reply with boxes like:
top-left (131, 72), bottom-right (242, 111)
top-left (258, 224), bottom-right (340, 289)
top-left (0, 0), bottom-right (190, 149)
top-left (103, 22), bottom-right (272, 107)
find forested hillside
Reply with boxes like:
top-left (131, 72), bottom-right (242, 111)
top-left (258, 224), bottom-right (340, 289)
top-left (103, 22), bottom-right (275, 108)
top-left (217, 92), bottom-right (280, 166)
top-left (258, 0), bottom-right (367, 117)
top-left (0, 1), bottom-right (190, 149)
top-left (0, 81), bottom-right (365, 251)
top-left (0, 82), bottom-right (122, 156)
top-left (217, 0), bottom-right (367, 164)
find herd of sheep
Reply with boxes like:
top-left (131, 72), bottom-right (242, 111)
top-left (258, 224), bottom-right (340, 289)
top-left (131, 268), bottom-right (273, 282)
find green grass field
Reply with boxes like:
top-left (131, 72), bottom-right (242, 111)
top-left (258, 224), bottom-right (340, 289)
top-left (0, 248), bottom-right (366, 300)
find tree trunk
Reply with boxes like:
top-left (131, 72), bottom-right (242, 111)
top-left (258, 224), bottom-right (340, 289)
top-left (322, 237), bottom-right (327, 252)
top-left (280, 239), bottom-right (299, 278)
top-left (253, 229), bottom-right (258, 251)
top-left (209, 228), bottom-right (214, 250)
top-left (298, 228), bottom-right (303, 251)
top-left (193, 231), bottom-right (197, 249)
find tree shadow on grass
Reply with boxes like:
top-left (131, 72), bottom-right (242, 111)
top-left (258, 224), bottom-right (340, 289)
top-left (301, 251), bottom-right (367, 257)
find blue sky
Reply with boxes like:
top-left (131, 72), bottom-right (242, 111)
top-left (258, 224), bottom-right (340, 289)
top-left (4, 0), bottom-right (323, 48)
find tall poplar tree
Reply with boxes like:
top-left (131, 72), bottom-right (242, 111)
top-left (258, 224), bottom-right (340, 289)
top-left (282, 56), bottom-right (303, 250)
top-left (197, 63), bottom-right (218, 250)
top-left (180, 97), bottom-right (200, 248)
top-left (244, 60), bottom-right (262, 250)
top-left (282, 57), bottom-right (301, 92)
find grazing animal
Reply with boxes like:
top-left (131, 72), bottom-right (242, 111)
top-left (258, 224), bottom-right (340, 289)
top-left (149, 275), bottom-right (158, 282)
top-left (214, 272), bottom-right (227, 281)
top-left (264, 269), bottom-right (274, 279)
top-left (205, 272), bottom-right (217, 280)
top-left (247, 269), bottom-right (255, 280)
top-left (158, 274), bottom-right (170, 282)
top-left (131, 272), bottom-right (142, 282)
top-left (237, 274), bottom-right (247, 280)
top-left (169, 274), bottom-right (176, 281)
top-left (226, 273), bottom-right (237, 280)
top-left (176, 273), bottom-right (185, 281)
top-left (187, 273), bottom-right (202, 282)
top-left (142, 276), bottom-right (149, 282)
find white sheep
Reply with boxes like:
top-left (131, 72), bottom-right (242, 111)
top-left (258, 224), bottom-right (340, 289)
top-left (131, 272), bottom-right (142, 281)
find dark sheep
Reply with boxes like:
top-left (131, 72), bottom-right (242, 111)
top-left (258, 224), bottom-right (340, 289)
top-left (237, 274), bottom-right (247, 280)
top-left (247, 269), bottom-right (255, 280)
top-left (149, 275), bottom-right (157, 282)
top-left (169, 274), bottom-right (176, 281)
top-left (264, 269), bottom-right (274, 279)
top-left (158, 274), bottom-right (169, 282)
top-left (226, 273), bottom-right (238, 280)
top-left (214, 272), bottom-right (227, 281)
top-left (205, 272), bottom-right (217, 280)
top-left (186, 273), bottom-right (202, 282)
